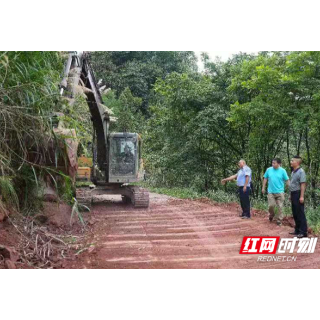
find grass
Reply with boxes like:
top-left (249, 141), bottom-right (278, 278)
top-left (0, 176), bottom-right (19, 209)
top-left (139, 182), bottom-right (241, 203)
top-left (76, 181), bottom-right (93, 187)
top-left (206, 189), bottom-right (238, 203)
top-left (70, 197), bottom-right (88, 227)
top-left (143, 185), bottom-right (203, 199)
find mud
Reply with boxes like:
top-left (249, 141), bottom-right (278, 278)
top-left (64, 193), bottom-right (320, 269)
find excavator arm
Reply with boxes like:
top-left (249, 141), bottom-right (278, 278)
top-left (60, 51), bottom-right (112, 181)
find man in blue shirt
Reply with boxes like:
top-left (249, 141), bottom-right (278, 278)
top-left (262, 158), bottom-right (290, 226)
top-left (221, 159), bottom-right (252, 219)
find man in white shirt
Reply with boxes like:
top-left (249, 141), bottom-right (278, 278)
top-left (221, 159), bottom-right (252, 219)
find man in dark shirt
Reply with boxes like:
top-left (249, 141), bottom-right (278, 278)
top-left (289, 156), bottom-right (308, 238)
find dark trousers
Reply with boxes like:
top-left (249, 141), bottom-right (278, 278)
top-left (239, 187), bottom-right (251, 217)
top-left (291, 190), bottom-right (308, 235)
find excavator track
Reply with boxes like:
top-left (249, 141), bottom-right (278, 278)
top-left (129, 186), bottom-right (149, 208)
top-left (76, 187), bottom-right (93, 211)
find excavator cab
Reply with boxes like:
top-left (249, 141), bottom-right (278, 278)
top-left (109, 133), bottom-right (144, 183)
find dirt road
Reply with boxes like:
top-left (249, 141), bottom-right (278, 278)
top-left (68, 193), bottom-right (320, 269)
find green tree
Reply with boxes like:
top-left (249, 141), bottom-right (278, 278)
top-left (90, 51), bottom-right (198, 112)
top-left (228, 51), bottom-right (320, 202)
top-left (104, 88), bottom-right (144, 133)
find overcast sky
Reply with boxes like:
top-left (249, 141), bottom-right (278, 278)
top-left (195, 51), bottom-right (256, 71)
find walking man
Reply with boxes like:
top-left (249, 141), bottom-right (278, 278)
top-left (262, 158), bottom-right (290, 226)
top-left (289, 156), bottom-right (308, 238)
top-left (221, 159), bottom-right (252, 219)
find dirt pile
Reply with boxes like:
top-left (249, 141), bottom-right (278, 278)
top-left (0, 245), bottom-right (19, 269)
top-left (43, 202), bottom-right (73, 228)
top-left (0, 220), bottom-right (22, 269)
top-left (42, 201), bottom-right (93, 234)
top-left (0, 210), bottom-right (5, 222)
top-left (0, 200), bottom-right (92, 269)
top-left (0, 206), bottom-right (11, 223)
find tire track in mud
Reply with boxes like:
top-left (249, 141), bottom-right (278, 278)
top-left (69, 193), bottom-right (320, 269)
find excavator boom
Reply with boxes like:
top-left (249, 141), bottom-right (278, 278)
top-left (60, 52), bottom-right (110, 179)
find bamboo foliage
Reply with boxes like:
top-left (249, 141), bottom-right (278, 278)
top-left (0, 52), bottom-right (65, 208)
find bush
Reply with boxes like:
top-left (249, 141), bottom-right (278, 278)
top-left (306, 207), bottom-right (320, 233)
top-left (0, 52), bottom-right (65, 211)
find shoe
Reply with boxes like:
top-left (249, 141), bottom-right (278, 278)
top-left (297, 233), bottom-right (308, 238)
top-left (242, 216), bottom-right (251, 219)
top-left (289, 231), bottom-right (299, 235)
top-left (277, 221), bottom-right (282, 226)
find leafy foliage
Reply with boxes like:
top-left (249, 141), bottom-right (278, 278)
top-left (90, 51), bottom-right (198, 112)
top-left (0, 52), bottom-right (66, 209)
top-left (0, 52), bottom-right (93, 211)
top-left (103, 88), bottom-right (144, 133)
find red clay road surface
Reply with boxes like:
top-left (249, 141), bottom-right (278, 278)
top-left (68, 193), bottom-right (320, 269)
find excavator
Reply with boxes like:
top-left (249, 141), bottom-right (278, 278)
top-left (59, 51), bottom-right (149, 208)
